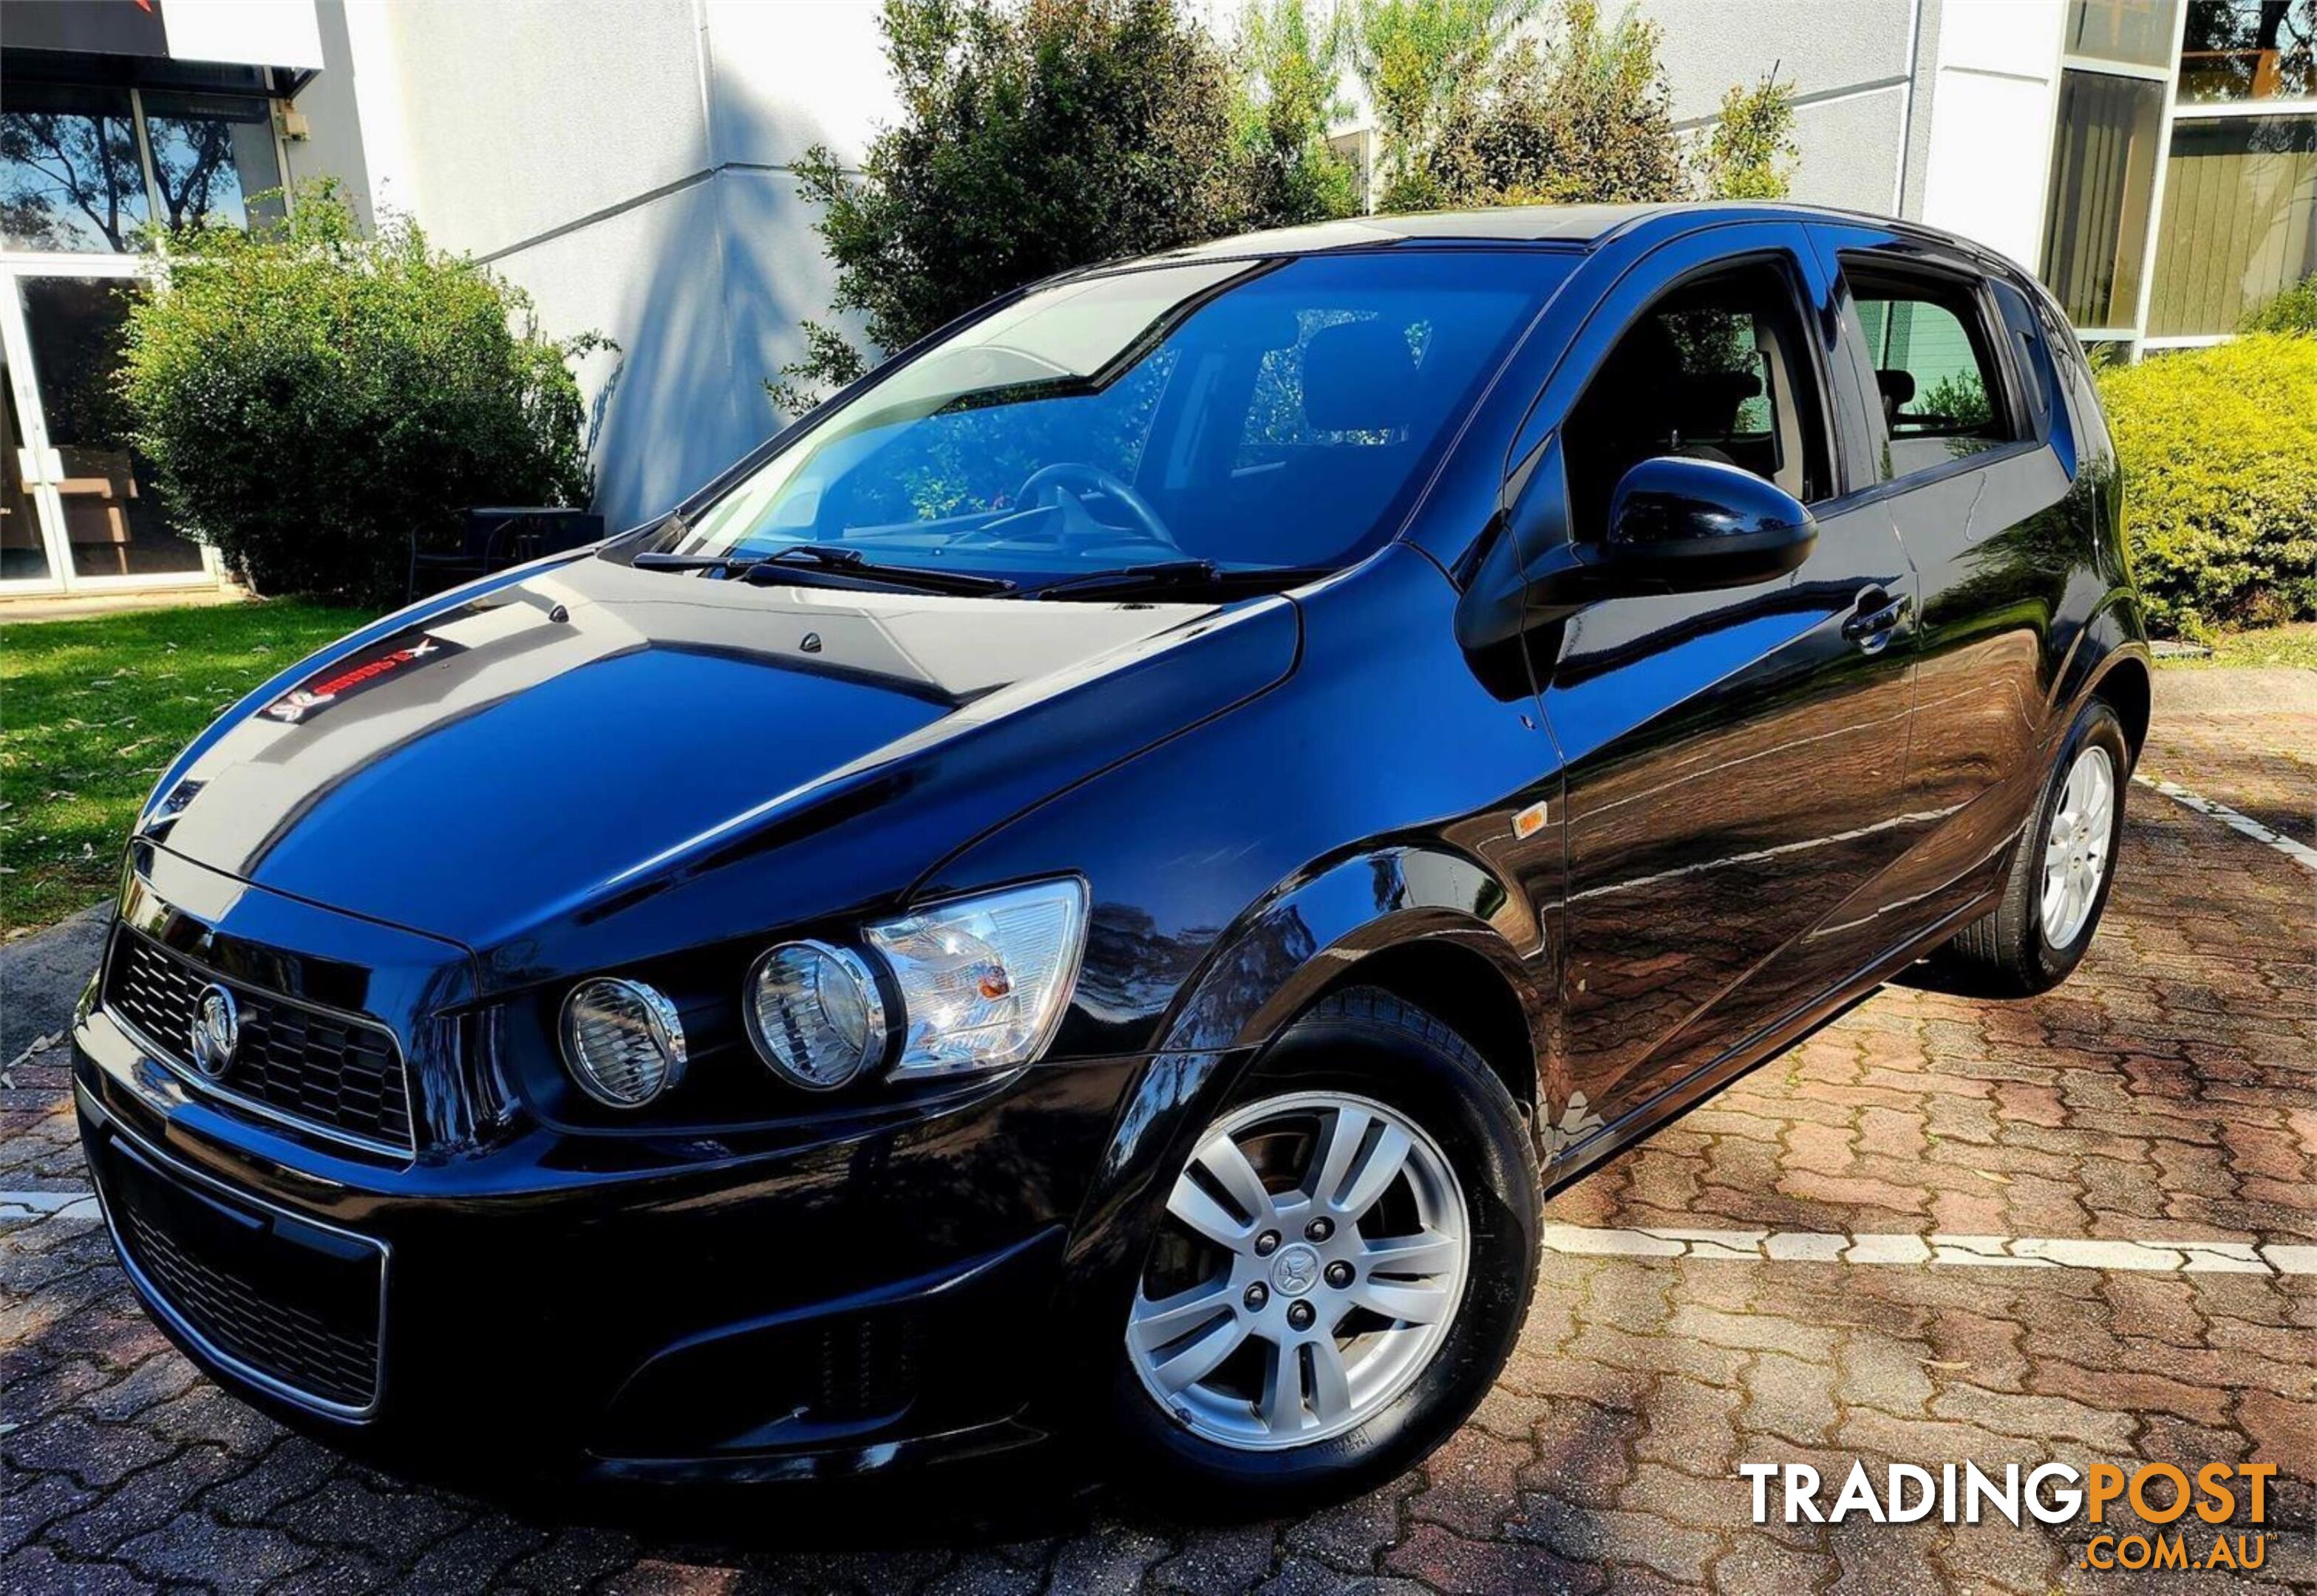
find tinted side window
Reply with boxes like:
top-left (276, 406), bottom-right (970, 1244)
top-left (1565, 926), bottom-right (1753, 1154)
top-left (1842, 258), bottom-right (2019, 479)
top-left (1562, 259), bottom-right (1832, 539)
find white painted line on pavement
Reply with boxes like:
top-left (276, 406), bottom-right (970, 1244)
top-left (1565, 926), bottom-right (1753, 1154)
top-left (2135, 773), bottom-right (2317, 873)
top-left (1540, 1222), bottom-right (2313, 1276)
top-left (0, 1190), bottom-right (98, 1222)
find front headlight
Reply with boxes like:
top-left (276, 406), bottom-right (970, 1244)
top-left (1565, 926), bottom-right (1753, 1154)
top-left (865, 878), bottom-right (1088, 1079)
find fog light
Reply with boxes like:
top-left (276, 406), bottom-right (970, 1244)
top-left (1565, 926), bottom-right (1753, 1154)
top-left (560, 978), bottom-right (686, 1108)
top-left (746, 940), bottom-right (886, 1090)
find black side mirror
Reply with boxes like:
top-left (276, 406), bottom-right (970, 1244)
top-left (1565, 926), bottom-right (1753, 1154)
top-left (1601, 455), bottom-right (1817, 589)
top-left (1454, 445), bottom-right (1820, 657)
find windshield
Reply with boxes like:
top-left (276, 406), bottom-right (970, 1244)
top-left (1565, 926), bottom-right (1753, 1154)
top-left (658, 251), bottom-right (1563, 585)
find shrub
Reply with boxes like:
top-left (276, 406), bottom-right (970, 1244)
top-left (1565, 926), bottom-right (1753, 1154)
top-left (116, 182), bottom-right (600, 606)
top-left (2239, 270), bottom-right (2317, 335)
top-left (2097, 334), bottom-right (2317, 632)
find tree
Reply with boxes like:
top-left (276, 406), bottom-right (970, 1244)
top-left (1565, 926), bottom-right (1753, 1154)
top-left (1425, 2), bottom-right (1682, 206)
top-left (772, 0), bottom-right (1256, 414)
top-left (1694, 70), bottom-right (1800, 200)
top-left (1357, 0), bottom-right (1797, 211)
top-left (1234, 0), bottom-right (1363, 225)
top-left (1348, 0), bottom-right (1538, 210)
top-left (116, 183), bottom-right (602, 605)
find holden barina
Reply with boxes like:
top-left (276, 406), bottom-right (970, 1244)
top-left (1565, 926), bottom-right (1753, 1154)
top-left (76, 203), bottom-right (2146, 1508)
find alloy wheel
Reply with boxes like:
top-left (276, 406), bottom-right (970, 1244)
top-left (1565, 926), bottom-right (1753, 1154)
top-left (2041, 744), bottom-right (2116, 948)
top-left (1125, 1089), bottom-right (1471, 1451)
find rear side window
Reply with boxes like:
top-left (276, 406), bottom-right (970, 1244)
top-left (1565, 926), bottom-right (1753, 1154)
top-left (1842, 257), bottom-right (2020, 479)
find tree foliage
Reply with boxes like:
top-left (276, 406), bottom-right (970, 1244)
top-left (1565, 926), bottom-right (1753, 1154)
top-left (115, 182), bottom-right (601, 605)
top-left (1348, 0), bottom-right (1537, 210)
top-left (1234, 0), bottom-right (1364, 228)
top-left (1355, 0), bottom-right (1796, 210)
top-left (1423, 2), bottom-right (1683, 208)
top-left (775, 0), bottom-right (1269, 412)
top-left (771, 0), bottom-right (1799, 407)
top-left (1695, 69), bottom-right (1800, 200)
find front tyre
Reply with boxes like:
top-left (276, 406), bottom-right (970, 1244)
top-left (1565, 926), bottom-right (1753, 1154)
top-left (1939, 698), bottom-right (2131, 995)
top-left (1109, 987), bottom-right (1539, 1513)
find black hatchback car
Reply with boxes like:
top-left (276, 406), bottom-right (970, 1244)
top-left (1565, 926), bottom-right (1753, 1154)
top-left (75, 202), bottom-right (2147, 1509)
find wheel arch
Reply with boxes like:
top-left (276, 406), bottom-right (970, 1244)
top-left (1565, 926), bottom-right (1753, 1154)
top-left (1154, 842), bottom-right (1549, 1092)
top-left (2050, 582), bottom-right (2152, 765)
top-left (1053, 842), bottom-right (1551, 1367)
top-left (1064, 845), bottom-right (1549, 1278)
top-left (2090, 652), bottom-right (2151, 762)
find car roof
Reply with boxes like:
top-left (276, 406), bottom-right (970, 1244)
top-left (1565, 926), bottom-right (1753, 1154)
top-left (1117, 200), bottom-right (2024, 280)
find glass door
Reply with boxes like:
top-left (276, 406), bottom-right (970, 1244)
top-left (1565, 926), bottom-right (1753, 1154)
top-left (2, 331), bottom-right (58, 587)
top-left (0, 264), bottom-right (217, 593)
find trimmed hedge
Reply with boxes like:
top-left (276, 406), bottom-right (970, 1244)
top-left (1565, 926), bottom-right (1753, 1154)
top-left (2097, 334), bottom-right (2317, 634)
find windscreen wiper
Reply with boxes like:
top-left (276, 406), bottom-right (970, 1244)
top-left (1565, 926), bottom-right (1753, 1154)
top-left (1026, 560), bottom-right (1330, 601)
top-left (630, 546), bottom-right (1014, 596)
top-left (740, 545), bottom-right (1016, 596)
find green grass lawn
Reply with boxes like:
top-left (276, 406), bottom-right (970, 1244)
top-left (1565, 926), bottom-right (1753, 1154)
top-left (2156, 621), bottom-right (2317, 671)
top-left (1, 600), bottom-right (372, 934)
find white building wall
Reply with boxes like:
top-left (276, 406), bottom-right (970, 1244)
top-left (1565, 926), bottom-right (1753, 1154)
top-left (1646, 0), bottom-right (1925, 214)
top-left (1916, 0), bottom-right (2069, 273)
top-left (298, 0), bottom-right (896, 528)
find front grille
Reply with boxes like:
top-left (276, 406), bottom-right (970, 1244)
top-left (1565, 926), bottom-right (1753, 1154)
top-left (106, 932), bottom-right (415, 1153)
top-left (99, 1134), bottom-right (384, 1413)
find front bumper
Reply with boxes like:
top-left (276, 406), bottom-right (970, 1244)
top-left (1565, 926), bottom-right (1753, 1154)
top-left (72, 998), bottom-right (1147, 1484)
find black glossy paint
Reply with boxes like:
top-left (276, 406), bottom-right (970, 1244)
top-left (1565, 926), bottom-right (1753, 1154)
top-left (73, 203), bottom-right (2148, 1484)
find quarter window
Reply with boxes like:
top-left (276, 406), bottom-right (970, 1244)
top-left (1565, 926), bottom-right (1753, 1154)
top-left (1842, 261), bottom-right (2020, 480)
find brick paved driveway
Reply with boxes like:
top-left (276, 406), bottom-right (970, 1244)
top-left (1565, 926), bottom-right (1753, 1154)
top-left (5, 672), bottom-right (2313, 1595)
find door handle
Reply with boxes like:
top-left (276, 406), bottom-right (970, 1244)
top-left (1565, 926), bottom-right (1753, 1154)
top-left (1841, 587), bottom-right (1910, 649)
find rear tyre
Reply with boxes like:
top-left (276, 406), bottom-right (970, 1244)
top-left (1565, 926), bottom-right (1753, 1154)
top-left (1939, 698), bottom-right (2130, 996)
top-left (1107, 986), bottom-right (1539, 1514)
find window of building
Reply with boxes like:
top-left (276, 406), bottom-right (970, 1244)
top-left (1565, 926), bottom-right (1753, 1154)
top-left (2148, 113), bottom-right (2317, 332)
top-left (2069, 0), bottom-right (2186, 69)
top-left (1842, 262), bottom-right (2020, 479)
top-left (2042, 70), bottom-right (2169, 330)
top-left (140, 92), bottom-right (285, 234)
top-left (1, 81), bottom-right (282, 255)
top-left (1561, 261), bottom-right (1831, 540)
top-left (1, 81), bottom-right (150, 253)
top-left (2179, 0), bottom-right (2316, 102)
